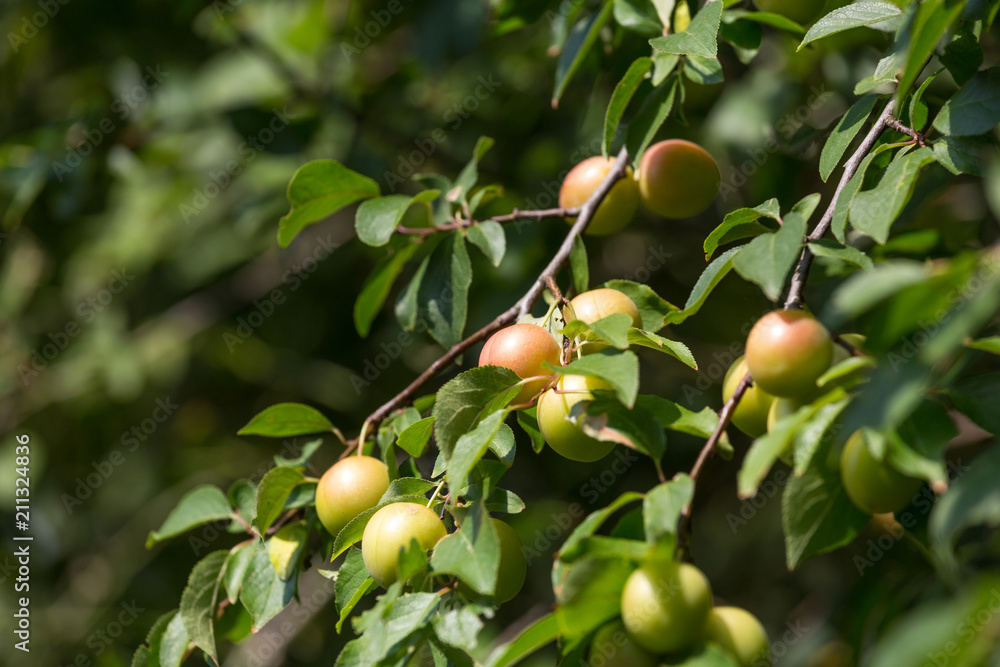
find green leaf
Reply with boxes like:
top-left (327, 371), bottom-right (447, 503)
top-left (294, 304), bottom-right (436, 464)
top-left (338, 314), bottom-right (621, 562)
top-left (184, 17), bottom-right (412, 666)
top-left (431, 502), bottom-right (500, 595)
top-left (559, 492), bottom-right (645, 557)
top-left (799, 1), bottom-right (903, 50)
top-left (254, 466), bottom-right (305, 535)
top-left (703, 199), bottom-right (781, 260)
top-left (947, 372), bottom-right (1000, 436)
top-left (489, 424), bottom-right (517, 467)
top-left (684, 54), bottom-right (724, 85)
top-left (908, 71), bottom-right (939, 133)
top-left (965, 336), bottom-right (1000, 355)
top-left (602, 279), bottom-right (680, 331)
top-left (466, 221), bottom-right (506, 267)
top-left (354, 243), bottom-right (420, 337)
top-left (146, 485), bottom-right (233, 549)
top-left (824, 259), bottom-right (930, 325)
top-left (649, 0), bottom-right (723, 57)
top-left (278, 160), bottom-right (380, 247)
top-left (725, 9), bottom-right (806, 34)
top-left (238, 403), bottom-right (334, 438)
top-left (831, 150), bottom-right (879, 242)
top-left (651, 51), bottom-right (680, 86)
top-left (516, 408), bottom-right (546, 454)
top-left (739, 402), bottom-right (817, 499)
top-left (334, 549), bottom-right (377, 633)
top-left (241, 542), bottom-right (296, 631)
top-left (940, 29), bottom-right (984, 87)
top-left (793, 398), bottom-right (850, 475)
top-left (222, 543), bottom-right (255, 604)
top-left (895, 0), bottom-right (966, 110)
top-left (625, 75), bottom-right (680, 159)
top-left (613, 0), bottom-right (664, 35)
top-left (132, 610), bottom-right (175, 667)
top-left (637, 395), bottom-right (726, 440)
top-left (553, 3), bottom-right (614, 107)
top-left (564, 313), bottom-right (632, 351)
top-left (604, 58), bottom-right (653, 156)
top-left (930, 447), bottom-right (1000, 563)
top-left (933, 135), bottom-right (988, 176)
top-left (850, 148), bottom-right (936, 244)
top-left (356, 193), bottom-right (431, 248)
top-left (452, 137), bottom-right (495, 204)
top-left (626, 329), bottom-right (698, 368)
top-left (158, 612), bottom-right (190, 667)
top-left (434, 607), bottom-right (484, 653)
top-left (329, 492), bottom-right (438, 561)
top-left (570, 234), bottom-right (590, 296)
top-left (681, 246), bottom-right (741, 317)
top-left (807, 239), bottom-right (875, 271)
top-left (448, 410), bottom-right (509, 494)
top-left (557, 349), bottom-right (640, 408)
top-left (558, 535), bottom-right (653, 563)
top-left (484, 613), bottom-right (559, 667)
top-left (179, 551), bottom-right (228, 661)
top-left (644, 474), bottom-right (694, 543)
top-left (578, 394), bottom-right (667, 460)
top-left (553, 556), bottom-right (633, 644)
top-left (432, 365), bottom-right (521, 459)
top-left (819, 94), bottom-right (881, 182)
top-left (396, 416), bottom-right (435, 457)
top-left (266, 523), bottom-right (307, 580)
top-left (733, 194), bottom-right (818, 301)
top-left (419, 233), bottom-right (474, 350)
top-left (356, 592), bottom-right (440, 663)
top-left (783, 441), bottom-right (870, 569)
top-left (934, 67), bottom-right (1000, 136)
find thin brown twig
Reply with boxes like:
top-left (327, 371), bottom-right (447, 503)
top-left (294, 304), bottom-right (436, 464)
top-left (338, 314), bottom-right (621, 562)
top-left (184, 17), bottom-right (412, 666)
top-left (397, 207), bottom-right (582, 237)
top-left (339, 147), bottom-right (632, 457)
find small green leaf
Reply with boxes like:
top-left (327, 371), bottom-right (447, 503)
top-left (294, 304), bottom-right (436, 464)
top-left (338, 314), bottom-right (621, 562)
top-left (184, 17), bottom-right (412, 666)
top-left (553, 4), bottom-right (615, 107)
top-left (934, 67), bottom-right (1000, 137)
top-left (733, 194), bottom-right (818, 301)
top-left (278, 160), bottom-right (380, 247)
top-left (146, 486), bottom-right (233, 549)
top-left (851, 148), bottom-right (936, 244)
top-left (267, 523), bottom-right (307, 580)
top-left (238, 403), bottom-right (334, 438)
top-left (255, 467), bottom-right (305, 535)
top-left (799, 2), bottom-right (903, 50)
top-left (223, 543), bottom-right (255, 604)
top-left (965, 337), bottom-right (1000, 356)
top-left (431, 502), bottom-right (500, 595)
top-left (158, 612), bottom-right (190, 667)
top-left (354, 243), bottom-right (420, 337)
top-left (807, 239), bottom-right (875, 271)
top-left (179, 551), bottom-right (228, 661)
top-left (448, 411), bottom-right (509, 494)
top-left (484, 613), bottom-right (559, 667)
top-left (453, 137), bottom-right (495, 204)
top-left (681, 246), bottom-right (740, 318)
top-left (396, 417), bottom-right (435, 457)
top-left (241, 542), bottom-right (296, 631)
top-left (626, 75), bottom-right (680, 160)
top-left (649, 0), bottom-right (723, 57)
top-left (819, 94), bottom-right (881, 182)
top-left (601, 279), bottom-right (680, 332)
top-left (556, 349), bottom-right (640, 408)
top-left (433, 366), bottom-right (521, 459)
top-left (703, 199), bottom-right (781, 259)
top-left (334, 549), bottom-right (377, 633)
top-left (644, 474), bottom-right (694, 543)
top-left (604, 58), bottom-right (653, 156)
top-left (570, 234), bottom-right (590, 296)
top-left (466, 221), bottom-right (506, 267)
top-left (933, 136), bottom-right (988, 176)
top-left (895, 0), bottom-right (966, 110)
top-left (626, 329), bottom-right (697, 368)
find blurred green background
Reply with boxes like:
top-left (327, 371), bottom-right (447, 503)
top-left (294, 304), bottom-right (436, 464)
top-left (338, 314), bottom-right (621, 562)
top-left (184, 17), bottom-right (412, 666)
top-left (1, 0), bottom-right (998, 665)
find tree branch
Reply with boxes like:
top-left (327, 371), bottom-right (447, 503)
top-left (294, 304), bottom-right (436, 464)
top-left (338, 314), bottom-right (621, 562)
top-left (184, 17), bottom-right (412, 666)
top-left (397, 206), bottom-right (582, 237)
top-left (340, 146), bottom-right (631, 457)
top-left (784, 101), bottom-right (896, 309)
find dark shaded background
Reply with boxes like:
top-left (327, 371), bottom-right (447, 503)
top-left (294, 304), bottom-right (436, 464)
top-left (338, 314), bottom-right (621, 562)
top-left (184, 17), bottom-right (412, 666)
top-left (1, 0), bottom-right (998, 665)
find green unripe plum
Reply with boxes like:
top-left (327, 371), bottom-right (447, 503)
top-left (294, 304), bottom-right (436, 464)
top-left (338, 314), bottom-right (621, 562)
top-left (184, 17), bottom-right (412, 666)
top-left (766, 398), bottom-right (801, 432)
top-left (492, 519), bottom-right (528, 603)
top-left (588, 621), bottom-right (658, 667)
top-left (745, 310), bottom-right (833, 399)
top-left (537, 375), bottom-right (616, 462)
top-left (559, 156), bottom-right (640, 236)
top-left (723, 356), bottom-right (775, 438)
top-left (840, 432), bottom-right (923, 515)
top-left (480, 323), bottom-right (562, 405)
top-left (362, 502), bottom-right (447, 587)
top-left (754, 0), bottom-right (824, 24)
top-left (620, 561), bottom-right (713, 654)
top-left (316, 456), bottom-right (390, 537)
top-left (706, 607), bottom-right (771, 667)
top-left (638, 139), bottom-right (721, 218)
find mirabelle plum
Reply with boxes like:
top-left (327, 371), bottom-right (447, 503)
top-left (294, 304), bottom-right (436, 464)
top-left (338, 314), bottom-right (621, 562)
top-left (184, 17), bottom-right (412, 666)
top-left (362, 502), bottom-right (447, 587)
top-left (724, 356), bottom-right (776, 438)
top-left (638, 139), bottom-right (721, 218)
top-left (559, 156), bottom-right (640, 236)
top-left (493, 519), bottom-right (528, 603)
top-left (745, 310), bottom-right (833, 398)
top-left (840, 432), bottom-right (923, 515)
top-left (480, 323), bottom-right (562, 405)
top-left (537, 375), bottom-right (616, 462)
top-left (706, 606), bottom-right (771, 667)
top-left (316, 456), bottom-right (390, 537)
top-left (620, 561), bottom-right (713, 654)
top-left (588, 621), bottom-right (658, 667)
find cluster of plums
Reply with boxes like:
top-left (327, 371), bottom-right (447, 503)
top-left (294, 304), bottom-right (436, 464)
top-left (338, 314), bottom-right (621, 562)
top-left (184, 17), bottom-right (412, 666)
top-left (725, 310), bottom-right (923, 515)
top-left (479, 287), bottom-right (644, 462)
top-left (315, 455), bottom-right (527, 600)
top-left (558, 139), bottom-right (721, 235)
top-left (589, 560), bottom-right (769, 666)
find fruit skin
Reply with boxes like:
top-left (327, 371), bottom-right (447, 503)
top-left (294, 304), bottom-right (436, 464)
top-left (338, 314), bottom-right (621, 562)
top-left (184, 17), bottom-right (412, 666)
top-left (316, 456), bottom-right (390, 537)
top-left (620, 561), bottom-right (713, 654)
top-left (362, 502), bottom-right (447, 587)
top-left (569, 288), bottom-right (643, 354)
top-left (754, 0), bottom-right (824, 24)
top-left (537, 375), bottom-right (617, 462)
top-left (479, 323), bottom-right (562, 405)
top-left (638, 139), bottom-right (721, 218)
top-left (559, 156), bottom-right (640, 236)
top-left (492, 519), bottom-right (528, 603)
top-left (840, 432), bottom-right (923, 515)
top-left (766, 398), bottom-right (801, 432)
top-left (724, 356), bottom-right (776, 438)
top-left (745, 310), bottom-right (833, 399)
top-left (589, 621), bottom-right (658, 667)
top-left (706, 606), bottom-right (771, 667)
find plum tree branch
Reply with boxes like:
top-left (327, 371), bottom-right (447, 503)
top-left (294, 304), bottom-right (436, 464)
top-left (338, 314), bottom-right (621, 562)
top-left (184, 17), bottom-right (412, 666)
top-left (340, 146), bottom-right (632, 457)
top-left (784, 101), bottom-right (896, 309)
top-left (397, 206), bottom-right (583, 237)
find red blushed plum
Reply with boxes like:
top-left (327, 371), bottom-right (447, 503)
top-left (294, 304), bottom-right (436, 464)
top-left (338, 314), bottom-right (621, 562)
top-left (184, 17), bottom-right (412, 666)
top-left (362, 502), bottom-right (447, 587)
top-left (569, 288), bottom-right (643, 329)
top-left (840, 432), bottom-right (923, 515)
top-left (559, 156), bottom-right (640, 236)
top-left (479, 323), bottom-right (562, 405)
top-left (745, 310), bottom-right (833, 398)
top-left (620, 561), bottom-right (713, 654)
top-left (536, 374), bottom-right (616, 462)
top-left (315, 456), bottom-right (390, 537)
top-left (638, 139), bottom-right (721, 219)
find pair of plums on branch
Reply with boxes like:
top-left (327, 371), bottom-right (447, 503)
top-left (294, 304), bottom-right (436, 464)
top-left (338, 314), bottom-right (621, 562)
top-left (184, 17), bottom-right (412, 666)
top-left (558, 139), bottom-right (721, 235)
top-left (479, 288), bottom-right (642, 462)
top-left (315, 457), bottom-right (526, 601)
top-left (589, 560), bottom-right (770, 666)
top-left (723, 310), bottom-right (923, 516)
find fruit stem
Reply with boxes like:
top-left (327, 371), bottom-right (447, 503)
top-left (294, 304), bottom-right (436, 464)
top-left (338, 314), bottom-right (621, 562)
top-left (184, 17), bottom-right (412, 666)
top-left (427, 481), bottom-right (446, 508)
